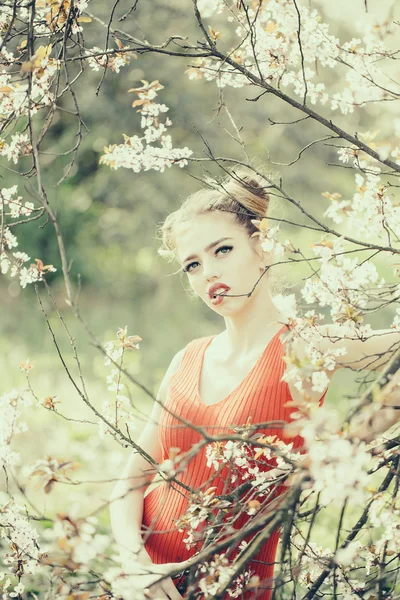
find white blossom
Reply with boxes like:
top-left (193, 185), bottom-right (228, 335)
top-left (311, 370), bottom-right (329, 393)
top-left (0, 133), bottom-right (32, 164)
top-left (300, 405), bottom-right (372, 505)
top-left (86, 46), bottom-right (131, 73)
top-left (0, 502), bottom-right (41, 576)
top-left (0, 389), bottom-right (31, 469)
top-left (272, 293), bottom-right (297, 319)
top-left (196, 0), bottom-right (226, 18)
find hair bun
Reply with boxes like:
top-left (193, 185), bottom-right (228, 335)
top-left (223, 168), bottom-right (270, 218)
top-left (237, 173), bottom-right (270, 198)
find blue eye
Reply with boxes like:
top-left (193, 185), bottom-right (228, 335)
top-left (217, 245), bottom-right (233, 255)
top-left (183, 261), bottom-right (199, 274)
top-left (183, 245), bottom-right (233, 274)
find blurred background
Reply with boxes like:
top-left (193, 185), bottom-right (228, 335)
top-left (1, 0), bottom-right (398, 548)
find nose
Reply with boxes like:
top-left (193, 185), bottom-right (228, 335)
top-left (203, 261), bottom-right (220, 283)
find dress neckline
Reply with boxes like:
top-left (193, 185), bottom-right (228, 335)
top-left (196, 324), bottom-right (286, 408)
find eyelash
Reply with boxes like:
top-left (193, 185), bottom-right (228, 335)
top-left (183, 245), bottom-right (233, 274)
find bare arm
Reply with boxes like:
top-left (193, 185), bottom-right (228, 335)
top-left (349, 368), bottom-right (400, 443)
top-left (109, 348), bottom-right (185, 562)
top-left (318, 325), bottom-right (399, 372)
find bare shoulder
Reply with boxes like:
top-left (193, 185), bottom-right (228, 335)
top-left (157, 335), bottom-right (213, 401)
top-left (167, 346), bottom-right (186, 379)
top-left (157, 346), bottom-right (186, 402)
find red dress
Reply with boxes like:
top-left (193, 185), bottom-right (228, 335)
top-left (142, 325), bottom-right (327, 598)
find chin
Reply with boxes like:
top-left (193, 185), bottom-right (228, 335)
top-left (210, 300), bottom-right (248, 317)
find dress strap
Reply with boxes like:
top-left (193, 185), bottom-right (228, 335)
top-left (169, 336), bottom-right (214, 400)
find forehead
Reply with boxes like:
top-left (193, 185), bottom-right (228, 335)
top-left (175, 212), bottom-right (245, 263)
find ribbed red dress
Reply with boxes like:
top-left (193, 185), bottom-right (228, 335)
top-left (142, 325), bottom-right (327, 598)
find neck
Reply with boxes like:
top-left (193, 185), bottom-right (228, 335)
top-left (222, 279), bottom-right (284, 354)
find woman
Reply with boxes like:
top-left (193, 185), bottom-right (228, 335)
top-left (109, 170), bottom-right (399, 600)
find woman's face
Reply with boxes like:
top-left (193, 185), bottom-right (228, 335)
top-left (175, 211), bottom-right (267, 315)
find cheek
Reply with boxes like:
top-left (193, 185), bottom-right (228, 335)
top-left (187, 275), bottom-right (203, 296)
top-left (235, 251), bottom-right (259, 273)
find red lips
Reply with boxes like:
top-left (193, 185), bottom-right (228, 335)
top-left (208, 283), bottom-right (231, 299)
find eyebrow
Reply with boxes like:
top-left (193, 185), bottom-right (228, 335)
top-left (183, 237), bottom-right (234, 264)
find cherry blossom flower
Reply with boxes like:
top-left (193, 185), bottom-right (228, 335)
top-left (41, 511), bottom-right (109, 568)
top-left (100, 328), bottom-right (140, 436)
top-left (0, 502), bottom-right (42, 577)
top-left (0, 133), bottom-right (32, 164)
top-left (0, 389), bottom-right (31, 469)
top-left (86, 45), bottom-right (132, 73)
top-left (100, 80), bottom-right (192, 173)
top-left (185, 1), bottom-right (394, 117)
top-left (196, 0), bottom-right (226, 18)
top-left (299, 405), bottom-right (372, 505)
top-left (28, 456), bottom-right (81, 494)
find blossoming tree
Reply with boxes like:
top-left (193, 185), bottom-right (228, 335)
top-left (1, 0), bottom-right (400, 599)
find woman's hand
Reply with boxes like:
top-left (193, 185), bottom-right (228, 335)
top-left (121, 547), bottom-right (190, 600)
top-left (138, 561), bottom-right (186, 600)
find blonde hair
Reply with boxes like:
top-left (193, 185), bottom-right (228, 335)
top-left (157, 168), bottom-right (271, 264)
